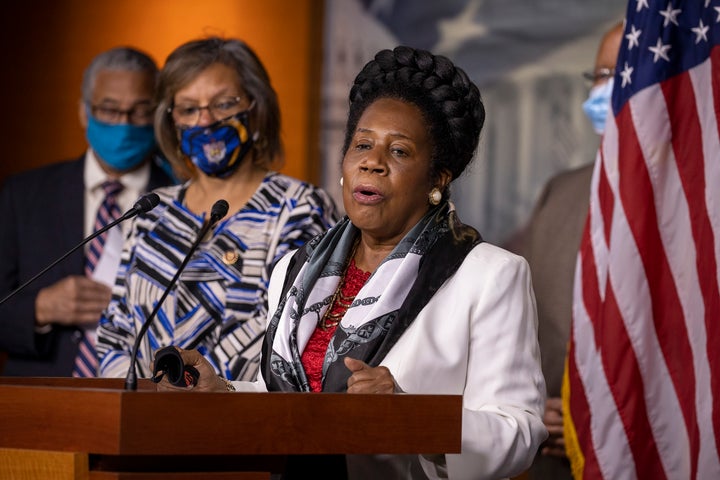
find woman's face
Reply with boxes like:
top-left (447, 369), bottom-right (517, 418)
top-left (342, 97), bottom-right (439, 244)
top-left (171, 62), bottom-right (251, 128)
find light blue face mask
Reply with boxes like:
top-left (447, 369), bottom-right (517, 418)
top-left (582, 78), bottom-right (614, 135)
top-left (86, 114), bottom-right (157, 171)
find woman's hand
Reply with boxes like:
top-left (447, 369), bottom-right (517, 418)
top-left (344, 357), bottom-right (397, 394)
top-left (155, 347), bottom-right (227, 392)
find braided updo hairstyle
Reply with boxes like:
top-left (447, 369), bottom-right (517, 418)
top-left (342, 46), bottom-right (485, 186)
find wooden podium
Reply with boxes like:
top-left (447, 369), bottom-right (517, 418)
top-left (0, 377), bottom-right (462, 479)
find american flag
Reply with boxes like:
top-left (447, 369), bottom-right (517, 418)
top-left (563, 1), bottom-right (720, 479)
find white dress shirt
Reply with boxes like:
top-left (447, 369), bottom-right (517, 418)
top-left (83, 149), bottom-right (151, 286)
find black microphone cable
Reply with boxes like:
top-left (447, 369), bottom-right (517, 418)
top-left (0, 192), bottom-right (160, 307)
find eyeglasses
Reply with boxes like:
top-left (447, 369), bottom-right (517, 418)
top-left (169, 96), bottom-right (247, 127)
top-left (582, 67), bottom-right (615, 84)
top-left (89, 103), bottom-right (155, 125)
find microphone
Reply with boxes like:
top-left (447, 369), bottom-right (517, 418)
top-left (124, 199), bottom-right (229, 391)
top-left (130, 193), bottom-right (161, 216)
top-left (0, 192), bottom-right (160, 307)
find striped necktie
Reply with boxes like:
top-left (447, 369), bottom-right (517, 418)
top-left (73, 180), bottom-right (124, 377)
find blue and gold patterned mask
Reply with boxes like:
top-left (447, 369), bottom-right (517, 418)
top-left (179, 110), bottom-right (255, 178)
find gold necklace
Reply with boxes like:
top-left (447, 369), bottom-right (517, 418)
top-left (319, 239), bottom-right (359, 331)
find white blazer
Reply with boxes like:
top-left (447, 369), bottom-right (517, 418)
top-left (235, 242), bottom-right (548, 480)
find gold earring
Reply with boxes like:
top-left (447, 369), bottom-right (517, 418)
top-left (429, 187), bottom-right (442, 205)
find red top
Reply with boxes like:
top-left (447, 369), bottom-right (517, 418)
top-left (301, 259), bottom-right (371, 392)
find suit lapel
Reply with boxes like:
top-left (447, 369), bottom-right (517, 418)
top-left (59, 155), bottom-right (87, 276)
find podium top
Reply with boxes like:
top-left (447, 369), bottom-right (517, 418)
top-left (0, 377), bottom-right (462, 455)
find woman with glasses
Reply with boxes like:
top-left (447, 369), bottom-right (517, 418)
top-left (96, 37), bottom-right (338, 381)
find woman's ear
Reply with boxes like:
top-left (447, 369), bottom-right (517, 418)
top-left (437, 169), bottom-right (452, 191)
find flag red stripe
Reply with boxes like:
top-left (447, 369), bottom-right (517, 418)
top-left (580, 162), bottom-right (613, 344)
top-left (712, 48), bottom-right (720, 145)
top-left (567, 321), bottom-right (602, 479)
top-left (709, 47), bottom-right (720, 460)
top-left (577, 167), bottom-right (630, 479)
top-left (597, 148), bottom-right (614, 247)
top-left (600, 284), bottom-right (666, 478)
top-left (663, 69), bottom-right (720, 474)
top-left (615, 104), bottom-right (699, 475)
top-left (568, 8), bottom-right (720, 479)
top-left (578, 195), bottom-right (666, 477)
top-left (662, 72), bottom-right (719, 319)
top-left (574, 221), bottom-right (603, 478)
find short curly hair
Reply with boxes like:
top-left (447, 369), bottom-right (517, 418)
top-left (342, 46), bottom-right (485, 184)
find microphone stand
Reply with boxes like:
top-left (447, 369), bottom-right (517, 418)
top-left (124, 200), bottom-right (228, 391)
top-left (0, 193), bottom-right (159, 307)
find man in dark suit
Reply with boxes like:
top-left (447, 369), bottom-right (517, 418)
top-left (505, 21), bottom-right (623, 480)
top-left (0, 47), bottom-right (175, 376)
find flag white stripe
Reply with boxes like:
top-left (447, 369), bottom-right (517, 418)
top-left (692, 58), bottom-right (720, 306)
top-left (573, 252), bottom-right (637, 480)
top-left (625, 85), bottom-right (695, 478)
top-left (688, 58), bottom-right (720, 477)
top-left (606, 116), bottom-right (686, 480)
top-left (589, 118), bottom-right (615, 302)
top-left (631, 81), bottom-right (705, 326)
top-left (575, 119), bottom-right (638, 478)
top-left (569, 5), bottom-right (720, 480)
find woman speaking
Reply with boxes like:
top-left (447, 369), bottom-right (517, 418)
top-left (156, 45), bottom-right (547, 479)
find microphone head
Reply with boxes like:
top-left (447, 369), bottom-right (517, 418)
top-left (133, 193), bottom-right (160, 213)
top-left (210, 199), bottom-right (229, 222)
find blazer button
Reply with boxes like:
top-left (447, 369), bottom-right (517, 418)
top-left (71, 330), bottom-right (83, 343)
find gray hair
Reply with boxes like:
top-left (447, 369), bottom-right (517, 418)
top-left (81, 47), bottom-right (158, 103)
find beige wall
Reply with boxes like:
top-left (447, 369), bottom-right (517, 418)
top-left (0, 0), bottom-right (323, 184)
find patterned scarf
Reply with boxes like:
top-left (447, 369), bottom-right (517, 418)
top-left (261, 201), bottom-right (482, 392)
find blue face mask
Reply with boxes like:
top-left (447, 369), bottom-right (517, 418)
top-left (582, 78), bottom-right (614, 135)
top-left (179, 110), bottom-right (255, 178)
top-left (86, 115), bottom-right (156, 171)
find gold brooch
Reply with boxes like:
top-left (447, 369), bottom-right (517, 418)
top-left (222, 250), bottom-right (239, 265)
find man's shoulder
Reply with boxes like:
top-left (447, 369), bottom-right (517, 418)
top-left (531, 162), bottom-right (594, 212)
top-left (2, 156), bottom-right (84, 191)
top-left (6, 156), bottom-right (84, 182)
top-left (545, 162), bottom-right (594, 192)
